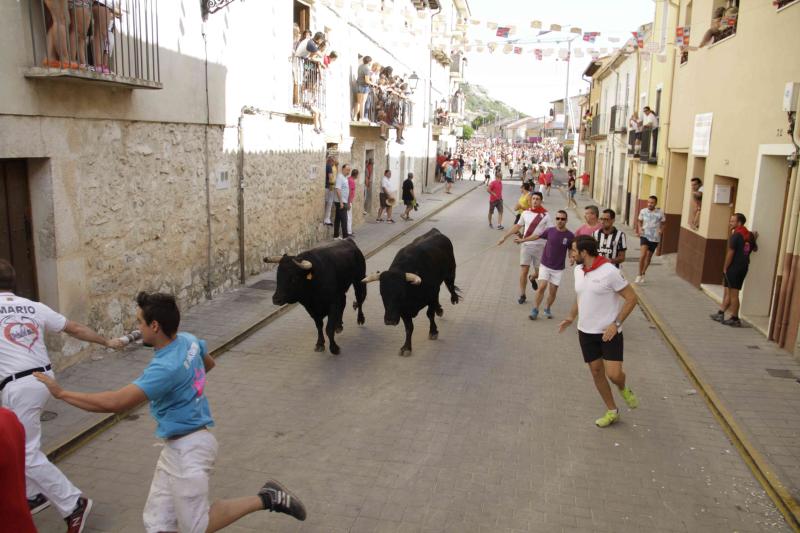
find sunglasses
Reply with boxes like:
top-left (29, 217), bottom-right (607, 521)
top-left (555, 217), bottom-right (567, 221)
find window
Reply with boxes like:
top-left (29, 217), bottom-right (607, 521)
top-left (25, 0), bottom-right (161, 89)
top-left (700, 0), bottom-right (738, 47)
top-left (294, 1), bottom-right (310, 33)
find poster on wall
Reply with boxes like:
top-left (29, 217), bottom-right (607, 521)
top-left (692, 112), bottom-right (713, 157)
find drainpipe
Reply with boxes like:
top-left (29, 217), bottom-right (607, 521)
top-left (424, 5), bottom-right (442, 193)
top-left (202, 23), bottom-right (213, 299)
top-left (236, 110), bottom-right (246, 285)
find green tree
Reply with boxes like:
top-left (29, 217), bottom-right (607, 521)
top-left (461, 124), bottom-right (474, 140)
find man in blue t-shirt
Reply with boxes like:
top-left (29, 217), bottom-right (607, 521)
top-left (35, 292), bottom-right (306, 532)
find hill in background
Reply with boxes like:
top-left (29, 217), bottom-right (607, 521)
top-left (462, 83), bottom-right (526, 125)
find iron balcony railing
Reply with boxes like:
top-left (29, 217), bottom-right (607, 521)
top-left (27, 0), bottom-right (161, 88)
top-left (627, 130), bottom-right (640, 157)
top-left (360, 86), bottom-right (411, 130)
top-left (292, 57), bottom-right (326, 114)
top-left (610, 105), bottom-right (627, 133)
top-left (639, 127), bottom-right (659, 163)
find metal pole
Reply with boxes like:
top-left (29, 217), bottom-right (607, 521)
top-left (563, 38), bottom-right (572, 142)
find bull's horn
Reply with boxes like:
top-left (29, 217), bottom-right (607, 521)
top-left (362, 272), bottom-right (381, 284)
top-left (294, 259), bottom-right (313, 270)
top-left (405, 273), bottom-right (422, 285)
top-left (263, 255), bottom-right (283, 263)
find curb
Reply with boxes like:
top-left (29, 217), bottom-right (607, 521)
top-left (45, 182), bottom-right (482, 464)
top-left (632, 284), bottom-right (800, 531)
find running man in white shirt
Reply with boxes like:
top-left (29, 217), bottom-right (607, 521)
top-left (0, 259), bottom-right (122, 532)
top-left (558, 236), bottom-right (640, 428)
top-left (635, 195), bottom-right (666, 283)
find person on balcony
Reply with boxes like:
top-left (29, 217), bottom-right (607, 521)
top-left (354, 56), bottom-right (372, 122)
top-left (43, 0), bottom-right (72, 68)
top-left (91, 0), bottom-right (121, 74)
top-left (641, 107), bottom-right (659, 159)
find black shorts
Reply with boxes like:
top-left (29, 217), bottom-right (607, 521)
top-left (723, 268), bottom-right (748, 290)
top-left (379, 192), bottom-right (388, 208)
top-left (640, 237), bottom-right (658, 253)
top-left (578, 331), bottom-right (624, 363)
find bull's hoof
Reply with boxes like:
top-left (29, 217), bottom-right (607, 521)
top-left (451, 296), bottom-right (460, 305)
top-left (435, 307), bottom-right (444, 317)
top-left (352, 300), bottom-right (359, 310)
top-left (314, 344), bottom-right (325, 353)
top-left (357, 314), bottom-right (365, 326)
top-left (429, 332), bottom-right (438, 340)
top-left (399, 347), bottom-right (412, 357)
top-left (330, 344), bottom-right (341, 355)
top-left (335, 325), bottom-right (343, 334)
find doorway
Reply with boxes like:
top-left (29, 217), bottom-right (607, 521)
top-left (0, 160), bottom-right (38, 300)
top-left (364, 149), bottom-right (374, 215)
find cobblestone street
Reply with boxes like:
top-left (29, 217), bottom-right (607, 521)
top-left (34, 184), bottom-right (790, 532)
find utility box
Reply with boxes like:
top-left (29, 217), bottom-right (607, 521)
top-left (783, 82), bottom-right (800, 112)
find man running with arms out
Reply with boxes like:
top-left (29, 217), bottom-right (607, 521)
top-left (520, 210), bottom-right (574, 320)
top-left (559, 236), bottom-right (639, 427)
top-left (498, 191), bottom-right (550, 304)
top-left (487, 169), bottom-right (504, 230)
top-left (593, 208), bottom-right (627, 268)
top-left (710, 213), bottom-right (756, 327)
top-left (635, 195), bottom-right (666, 283)
top-left (0, 259), bottom-right (115, 533)
top-left (35, 292), bottom-right (306, 532)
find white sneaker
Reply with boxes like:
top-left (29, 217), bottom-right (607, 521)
top-left (634, 275), bottom-right (643, 283)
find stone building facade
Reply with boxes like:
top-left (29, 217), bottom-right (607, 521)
top-left (0, 0), bottom-right (468, 366)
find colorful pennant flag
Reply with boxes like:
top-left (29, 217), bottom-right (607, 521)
top-left (531, 20), bottom-right (542, 29)
top-left (513, 47), bottom-right (522, 54)
top-left (675, 26), bottom-right (690, 46)
top-left (582, 31), bottom-right (600, 43)
top-left (632, 31), bottom-right (645, 48)
top-left (550, 24), bottom-right (562, 32)
top-left (496, 26), bottom-right (510, 38)
top-left (534, 49), bottom-right (543, 60)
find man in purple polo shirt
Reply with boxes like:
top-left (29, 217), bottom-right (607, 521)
top-left (515, 209), bottom-right (575, 320)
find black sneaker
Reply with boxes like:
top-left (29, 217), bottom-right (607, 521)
top-left (722, 317), bottom-right (742, 327)
top-left (259, 480), bottom-right (306, 521)
top-left (710, 311), bottom-right (724, 322)
top-left (517, 295), bottom-right (526, 304)
top-left (530, 277), bottom-right (538, 291)
top-left (28, 493), bottom-right (50, 514)
top-left (64, 497), bottom-right (92, 533)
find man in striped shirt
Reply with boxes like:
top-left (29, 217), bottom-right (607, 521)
top-left (592, 209), bottom-right (627, 268)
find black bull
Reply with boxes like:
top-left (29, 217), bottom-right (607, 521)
top-left (264, 238), bottom-right (367, 355)
top-left (363, 228), bottom-right (461, 356)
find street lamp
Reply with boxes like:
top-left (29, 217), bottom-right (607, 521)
top-left (408, 72), bottom-right (420, 93)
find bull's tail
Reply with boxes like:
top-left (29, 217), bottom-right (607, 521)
top-left (449, 284), bottom-right (462, 305)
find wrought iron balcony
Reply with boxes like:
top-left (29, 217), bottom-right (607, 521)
top-left (638, 127), bottom-right (659, 163)
top-left (589, 114), bottom-right (604, 138)
top-left (292, 57), bottom-right (326, 115)
top-left (610, 105), bottom-right (627, 133)
top-left (25, 0), bottom-right (162, 89)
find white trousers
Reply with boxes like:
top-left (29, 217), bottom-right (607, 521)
top-left (1, 372), bottom-right (82, 517)
top-left (143, 430), bottom-right (218, 533)
top-left (324, 190), bottom-right (335, 223)
top-left (346, 204), bottom-right (353, 234)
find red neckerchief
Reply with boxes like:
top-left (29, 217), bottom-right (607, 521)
top-left (528, 206), bottom-right (547, 214)
top-left (582, 256), bottom-right (611, 273)
top-left (733, 226), bottom-right (750, 241)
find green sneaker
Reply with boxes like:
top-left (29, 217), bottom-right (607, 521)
top-left (595, 410), bottom-right (620, 428)
top-left (621, 387), bottom-right (639, 409)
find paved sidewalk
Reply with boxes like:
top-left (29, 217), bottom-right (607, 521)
top-left (39, 179), bottom-right (481, 456)
top-left (566, 184), bottom-right (800, 509)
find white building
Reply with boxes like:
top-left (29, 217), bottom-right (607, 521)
top-left (0, 0), bottom-right (468, 367)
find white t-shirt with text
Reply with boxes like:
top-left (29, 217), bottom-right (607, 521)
top-left (574, 263), bottom-right (629, 334)
top-left (0, 292), bottom-right (66, 377)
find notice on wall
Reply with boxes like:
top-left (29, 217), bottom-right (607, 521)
top-left (309, 165), bottom-right (319, 182)
top-left (713, 184), bottom-right (731, 204)
top-left (692, 113), bottom-right (713, 157)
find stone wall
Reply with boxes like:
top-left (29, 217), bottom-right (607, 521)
top-left (0, 114), bottom-right (354, 368)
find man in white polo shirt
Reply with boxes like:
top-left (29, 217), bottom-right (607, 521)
top-left (559, 236), bottom-right (640, 428)
top-left (0, 259), bottom-right (120, 532)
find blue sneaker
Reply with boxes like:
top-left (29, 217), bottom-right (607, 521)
top-left (543, 308), bottom-right (553, 319)
top-left (529, 307), bottom-right (539, 320)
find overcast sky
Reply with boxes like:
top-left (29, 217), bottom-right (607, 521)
top-left (463, 0), bottom-right (655, 117)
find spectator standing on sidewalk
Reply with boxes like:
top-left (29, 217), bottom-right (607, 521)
top-left (36, 292), bottom-right (307, 533)
top-left (498, 191), bottom-right (551, 304)
top-left (522, 210), bottom-right (574, 320)
top-left (377, 169), bottom-right (396, 223)
top-left (575, 205), bottom-right (602, 237)
top-left (400, 172), bottom-right (416, 221)
top-left (710, 213), bottom-right (757, 327)
top-left (634, 195), bottom-right (666, 284)
top-left (346, 168), bottom-right (357, 236)
top-left (363, 158), bottom-right (373, 215)
top-left (690, 177), bottom-right (703, 230)
top-left (593, 209), bottom-right (627, 268)
top-left (559, 235), bottom-right (639, 428)
top-left (0, 407), bottom-right (37, 533)
top-left (487, 169), bottom-right (504, 230)
top-left (579, 170), bottom-right (590, 195)
top-left (0, 259), bottom-right (119, 532)
top-left (333, 163), bottom-right (351, 239)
